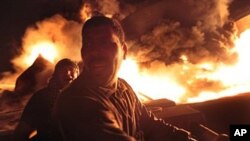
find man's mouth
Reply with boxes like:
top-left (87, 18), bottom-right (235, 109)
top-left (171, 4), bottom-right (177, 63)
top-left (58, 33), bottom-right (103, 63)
top-left (64, 77), bottom-right (73, 83)
top-left (90, 62), bottom-right (107, 71)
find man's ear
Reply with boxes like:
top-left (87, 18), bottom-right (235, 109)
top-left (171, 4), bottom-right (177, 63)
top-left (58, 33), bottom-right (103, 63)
top-left (122, 43), bottom-right (127, 60)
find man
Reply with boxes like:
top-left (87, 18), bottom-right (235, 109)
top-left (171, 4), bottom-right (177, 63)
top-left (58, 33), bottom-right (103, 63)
top-left (12, 58), bottom-right (79, 141)
top-left (55, 16), bottom-right (196, 141)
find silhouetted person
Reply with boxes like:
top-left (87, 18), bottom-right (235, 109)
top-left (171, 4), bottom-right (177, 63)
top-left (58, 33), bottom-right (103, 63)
top-left (55, 16), bottom-right (196, 141)
top-left (14, 55), bottom-right (54, 96)
top-left (12, 58), bottom-right (79, 141)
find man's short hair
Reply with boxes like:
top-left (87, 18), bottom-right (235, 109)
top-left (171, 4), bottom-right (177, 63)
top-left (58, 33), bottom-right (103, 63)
top-left (82, 16), bottom-right (125, 44)
top-left (54, 58), bottom-right (79, 74)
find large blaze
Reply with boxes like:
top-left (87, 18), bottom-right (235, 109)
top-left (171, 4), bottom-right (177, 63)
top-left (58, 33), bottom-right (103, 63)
top-left (0, 1), bottom-right (250, 104)
top-left (1, 1), bottom-right (250, 139)
top-left (0, 41), bottom-right (58, 92)
top-left (187, 29), bottom-right (250, 102)
top-left (119, 29), bottom-right (250, 103)
top-left (24, 41), bottom-right (58, 65)
top-left (1, 20), bottom-right (250, 103)
top-left (0, 15), bottom-right (82, 91)
top-left (119, 58), bottom-right (185, 102)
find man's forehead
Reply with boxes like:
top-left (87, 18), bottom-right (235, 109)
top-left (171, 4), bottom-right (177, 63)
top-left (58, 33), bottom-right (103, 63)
top-left (83, 26), bottom-right (118, 41)
top-left (57, 65), bottom-right (77, 71)
top-left (84, 24), bottom-right (114, 34)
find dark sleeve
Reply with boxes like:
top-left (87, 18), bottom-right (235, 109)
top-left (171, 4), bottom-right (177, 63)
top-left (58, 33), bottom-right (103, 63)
top-left (20, 90), bottom-right (45, 128)
top-left (57, 96), bottom-right (136, 141)
top-left (119, 78), bottom-right (195, 141)
top-left (137, 100), bottom-right (196, 141)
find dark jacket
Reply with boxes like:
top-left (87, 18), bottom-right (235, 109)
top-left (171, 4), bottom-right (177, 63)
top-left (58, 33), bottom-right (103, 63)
top-left (20, 84), bottom-right (62, 141)
top-left (55, 75), bottom-right (194, 141)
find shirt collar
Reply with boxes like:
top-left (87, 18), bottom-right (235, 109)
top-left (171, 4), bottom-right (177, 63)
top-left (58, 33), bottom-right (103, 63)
top-left (77, 74), bottom-right (120, 98)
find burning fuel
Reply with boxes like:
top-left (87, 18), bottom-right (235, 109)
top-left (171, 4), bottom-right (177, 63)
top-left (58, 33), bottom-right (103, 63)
top-left (1, 0), bottom-right (250, 104)
top-left (23, 41), bottom-right (58, 65)
top-left (119, 29), bottom-right (250, 103)
top-left (0, 15), bottom-right (82, 91)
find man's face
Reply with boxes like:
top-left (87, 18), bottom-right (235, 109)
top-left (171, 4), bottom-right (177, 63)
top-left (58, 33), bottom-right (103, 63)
top-left (56, 66), bottom-right (78, 89)
top-left (82, 25), bottom-right (126, 86)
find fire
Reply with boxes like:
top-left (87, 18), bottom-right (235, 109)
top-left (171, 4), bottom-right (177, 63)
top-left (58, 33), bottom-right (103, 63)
top-left (188, 29), bottom-right (250, 102)
top-left (80, 2), bottom-right (93, 22)
top-left (80, 1), bottom-right (119, 22)
top-left (119, 29), bottom-right (250, 103)
top-left (24, 41), bottom-right (59, 66)
top-left (119, 58), bottom-right (185, 102)
top-left (0, 41), bottom-right (59, 91)
top-left (1, 8), bottom-right (250, 104)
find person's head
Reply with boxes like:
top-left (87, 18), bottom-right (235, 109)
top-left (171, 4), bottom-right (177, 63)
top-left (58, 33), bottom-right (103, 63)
top-left (50, 58), bottom-right (79, 89)
top-left (81, 16), bottom-right (127, 87)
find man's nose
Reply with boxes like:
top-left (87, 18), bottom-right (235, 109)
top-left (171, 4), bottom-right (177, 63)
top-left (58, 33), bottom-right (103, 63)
top-left (89, 47), bottom-right (104, 56)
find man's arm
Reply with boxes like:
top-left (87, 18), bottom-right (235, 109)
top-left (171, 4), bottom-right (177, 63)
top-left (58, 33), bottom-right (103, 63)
top-left (12, 91), bottom-right (42, 141)
top-left (57, 96), bottom-right (136, 141)
top-left (119, 78), bottom-right (196, 141)
top-left (12, 121), bottom-right (35, 141)
top-left (137, 101), bottom-right (196, 141)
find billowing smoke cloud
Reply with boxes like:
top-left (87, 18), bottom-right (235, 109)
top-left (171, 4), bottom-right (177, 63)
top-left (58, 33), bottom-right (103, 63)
top-left (123, 0), bottom-right (239, 101)
top-left (127, 0), bottom-right (235, 64)
top-left (17, 14), bottom-right (82, 65)
top-left (128, 19), bottom-right (237, 65)
top-left (0, 14), bottom-right (82, 88)
top-left (80, 0), bottom-right (137, 21)
top-left (0, 0), bottom-right (240, 101)
top-left (0, 14), bottom-right (83, 132)
top-left (97, 0), bottom-right (120, 16)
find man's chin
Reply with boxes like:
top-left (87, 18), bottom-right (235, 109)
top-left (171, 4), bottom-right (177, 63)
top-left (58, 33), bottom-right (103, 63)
top-left (88, 75), bottom-right (114, 87)
top-left (59, 81), bottom-right (70, 88)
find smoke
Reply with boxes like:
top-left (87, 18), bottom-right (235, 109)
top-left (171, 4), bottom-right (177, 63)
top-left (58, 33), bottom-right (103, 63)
top-left (0, 14), bottom-right (83, 91)
top-left (128, 20), bottom-right (237, 65)
top-left (124, 0), bottom-right (239, 102)
top-left (181, 0), bottom-right (231, 31)
top-left (97, 0), bottom-right (120, 17)
top-left (80, 0), bottom-right (137, 21)
top-left (0, 14), bottom-right (84, 132)
top-left (17, 14), bottom-right (82, 64)
top-left (0, 0), bottom-right (240, 102)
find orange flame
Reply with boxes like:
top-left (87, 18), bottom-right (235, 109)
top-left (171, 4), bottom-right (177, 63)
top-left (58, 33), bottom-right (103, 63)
top-left (188, 29), bottom-right (250, 102)
top-left (119, 59), bottom-right (185, 103)
top-left (1, 11), bottom-right (250, 104)
top-left (0, 15), bottom-right (82, 91)
top-left (24, 41), bottom-right (59, 66)
top-left (80, 2), bottom-right (93, 22)
top-left (119, 29), bottom-right (250, 103)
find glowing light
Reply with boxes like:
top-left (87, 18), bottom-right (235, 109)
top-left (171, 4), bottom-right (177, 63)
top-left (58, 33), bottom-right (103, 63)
top-left (2, 15), bottom-right (250, 104)
top-left (188, 29), bottom-right (250, 103)
top-left (24, 41), bottom-right (58, 66)
top-left (208, 29), bottom-right (250, 85)
top-left (198, 63), bottom-right (214, 71)
top-left (80, 2), bottom-right (92, 21)
top-left (180, 55), bottom-right (188, 63)
top-left (0, 84), bottom-right (15, 92)
top-left (119, 28), bottom-right (250, 103)
top-left (119, 58), bottom-right (185, 102)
